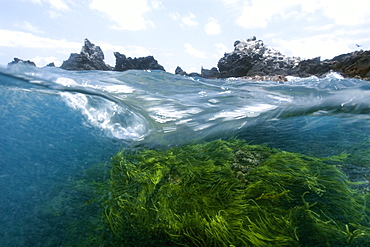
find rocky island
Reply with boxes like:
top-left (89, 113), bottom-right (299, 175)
top-left (59, 39), bottom-right (165, 72)
top-left (177, 36), bottom-right (370, 81)
top-left (60, 39), bottom-right (112, 71)
top-left (8, 37), bottom-right (370, 81)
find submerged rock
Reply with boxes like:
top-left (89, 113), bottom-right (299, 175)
top-left (45, 139), bottom-right (370, 246)
top-left (114, 52), bottom-right (165, 72)
top-left (91, 139), bottom-right (369, 246)
top-left (8, 58), bottom-right (36, 67)
top-left (60, 39), bottom-right (112, 71)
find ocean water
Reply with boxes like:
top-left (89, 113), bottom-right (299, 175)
top-left (1, 64), bottom-right (370, 246)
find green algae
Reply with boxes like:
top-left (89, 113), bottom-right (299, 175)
top-left (43, 139), bottom-right (370, 246)
top-left (99, 139), bottom-right (370, 246)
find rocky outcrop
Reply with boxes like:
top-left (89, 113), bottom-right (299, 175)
top-left (174, 66), bottom-right (202, 77)
top-left (8, 58), bottom-right (36, 67)
top-left (60, 39), bottom-right (112, 71)
top-left (114, 52), bottom-right (165, 72)
top-left (186, 36), bottom-right (370, 81)
top-left (217, 36), bottom-right (300, 78)
top-left (175, 66), bottom-right (187, 76)
top-left (290, 57), bottom-right (331, 77)
top-left (331, 50), bottom-right (370, 80)
top-left (201, 67), bottom-right (220, 79)
top-left (59, 39), bottom-right (166, 72)
top-left (174, 66), bottom-right (220, 78)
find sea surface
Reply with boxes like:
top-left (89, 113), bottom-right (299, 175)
top-left (1, 64), bottom-right (370, 246)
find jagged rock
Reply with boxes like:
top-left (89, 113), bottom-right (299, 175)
top-left (201, 67), bottom-right (220, 79)
top-left (215, 36), bottom-right (370, 80)
top-left (174, 66), bottom-right (201, 77)
top-left (46, 62), bottom-right (55, 67)
top-left (175, 66), bottom-right (187, 76)
top-left (331, 50), bottom-right (370, 80)
top-left (60, 39), bottom-right (112, 71)
top-left (217, 36), bottom-right (300, 78)
top-left (291, 57), bottom-right (332, 78)
top-left (8, 58), bottom-right (36, 67)
top-left (114, 52), bottom-right (165, 72)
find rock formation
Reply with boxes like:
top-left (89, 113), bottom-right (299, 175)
top-left (174, 66), bottom-right (201, 77)
top-left (113, 52), bottom-right (165, 72)
top-left (331, 50), bottom-right (370, 80)
top-left (8, 58), bottom-right (36, 67)
top-left (174, 66), bottom-right (220, 78)
top-left (201, 67), bottom-right (220, 79)
top-left (60, 39), bottom-right (112, 71)
top-left (217, 36), bottom-right (300, 78)
top-left (179, 36), bottom-right (370, 81)
top-left (59, 39), bottom-right (166, 72)
top-left (7, 37), bottom-right (370, 80)
top-left (175, 66), bottom-right (187, 76)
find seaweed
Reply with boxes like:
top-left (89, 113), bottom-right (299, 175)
top-left (100, 139), bottom-right (370, 246)
top-left (43, 139), bottom-right (370, 246)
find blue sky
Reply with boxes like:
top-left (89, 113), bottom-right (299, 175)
top-left (0, 0), bottom-right (369, 73)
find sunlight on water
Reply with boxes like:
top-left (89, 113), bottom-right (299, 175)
top-left (1, 66), bottom-right (370, 246)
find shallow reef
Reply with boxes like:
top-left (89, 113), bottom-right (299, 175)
top-left (101, 139), bottom-right (370, 246)
top-left (55, 139), bottom-right (370, 246)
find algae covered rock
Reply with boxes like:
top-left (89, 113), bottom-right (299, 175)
top-left (102, 139), bottom-right (370, 246)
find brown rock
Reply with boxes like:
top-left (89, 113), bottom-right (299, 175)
top-left (332, 50), bottom-right (370, 80)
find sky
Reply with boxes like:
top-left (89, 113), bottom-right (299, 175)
top-left (0, 0), bottom-right (370, 74)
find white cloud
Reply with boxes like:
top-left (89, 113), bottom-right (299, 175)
top-left (204, 18), bottom-right (221, 35)
top-left (320, 0), bottom-right (370, 26)
top-left (28, 0), bottom-right (72, 18)
top-left (232, 0), bottom-right (370, 29)
top-left (221, 0), bottom-right (242, 5)
top-left (169, 12), bottom-right (180, 21)
top-left (170, 12), bottom-right (198, 27)
top-left (45, 0), bottom-right (70, 11)
top-left (100, 43), bottom-right (151, 58)
top-left (181, 13), bottom-right (198, 26)
top-left (89, 0), bottom-right (154, 30)
top-left (304, 24), bottom-right (335, 31)
top-left (236, 0), bottom-right (298, 28)
top-left (272, 34), bottom-right (353, 59)
top-left (29, 0), bottom-right (42, 4)
top-left (15, 21), bottom-right (44, 34)
top-left (214, 43), bottom-right (232, 58)
top-left (151, 0), bottom-right (163, 9)
top-left (31, 56), bottom-right (61, 67)
top-left (0, 29), bottom-right (80, 50)
top-left (184, 43), bottom-right (208, 59)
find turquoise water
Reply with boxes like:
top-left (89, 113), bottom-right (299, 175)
top-left (1, 64), bottom-right (370, 246)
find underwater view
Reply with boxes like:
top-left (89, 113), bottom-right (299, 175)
top-left (1, 64), bottom-right (370, 246)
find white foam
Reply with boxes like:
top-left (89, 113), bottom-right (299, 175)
top-left (148, 106), bottom-right (202, 123)
top-left (103, 85), bottom-right (135, 93)
top-left (60, 92), bottom-right (148, 140)
top-left (209, 104), bottom-right (277, 121)
top-left (55, 77), bottom-right (78, 87)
